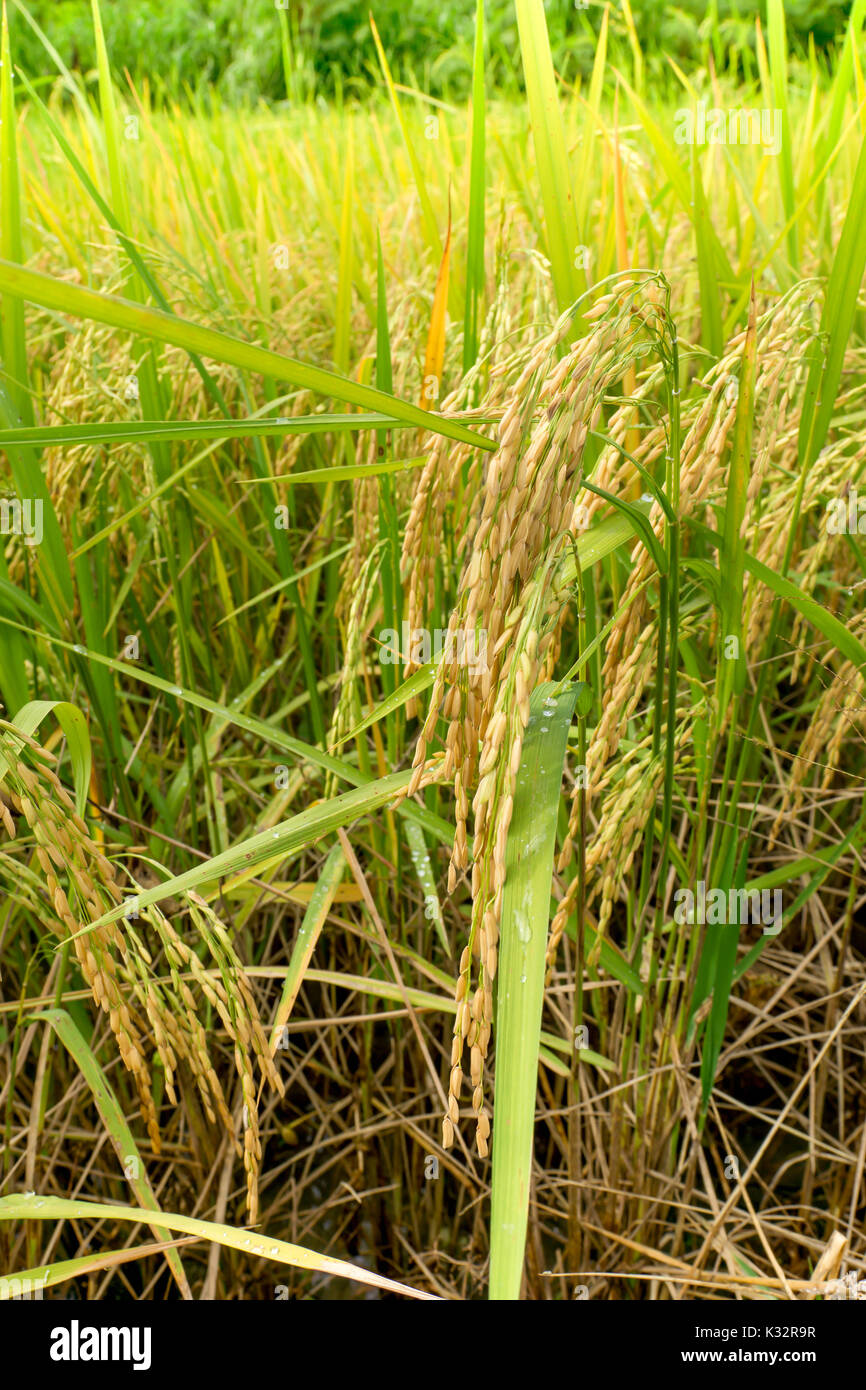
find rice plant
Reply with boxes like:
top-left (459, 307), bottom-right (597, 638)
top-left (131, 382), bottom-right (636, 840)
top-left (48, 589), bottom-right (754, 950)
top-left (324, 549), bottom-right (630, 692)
top-left (1, 0), bottom-right (866, 1306)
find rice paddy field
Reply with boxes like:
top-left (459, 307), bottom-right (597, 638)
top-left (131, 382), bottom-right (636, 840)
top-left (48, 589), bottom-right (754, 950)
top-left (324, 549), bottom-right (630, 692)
top-left (2, 0), bottom-right (866, 1312)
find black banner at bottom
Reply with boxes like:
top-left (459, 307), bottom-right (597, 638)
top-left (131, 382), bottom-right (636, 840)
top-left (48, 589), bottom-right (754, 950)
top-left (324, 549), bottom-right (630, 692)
top-left (3, 1294), bottom-right (861, 1378)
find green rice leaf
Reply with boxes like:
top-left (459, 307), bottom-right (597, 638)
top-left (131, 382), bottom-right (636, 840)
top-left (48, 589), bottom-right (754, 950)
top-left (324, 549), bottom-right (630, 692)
top-left (489, 680), bottom-right (578, 1301)
top-left (0, 259), bottom-right (496, 452)
top-left (0, 1193), bottom-right (437, 1299)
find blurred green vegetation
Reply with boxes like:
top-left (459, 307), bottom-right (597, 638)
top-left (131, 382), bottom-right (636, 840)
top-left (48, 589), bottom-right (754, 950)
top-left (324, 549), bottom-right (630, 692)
top-left (7, 0), bottom-right (857, 103)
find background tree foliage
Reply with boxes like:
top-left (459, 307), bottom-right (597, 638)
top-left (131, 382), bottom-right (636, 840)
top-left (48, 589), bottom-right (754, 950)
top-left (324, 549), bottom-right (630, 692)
top-left (9, 0), bottom-right (857, 103)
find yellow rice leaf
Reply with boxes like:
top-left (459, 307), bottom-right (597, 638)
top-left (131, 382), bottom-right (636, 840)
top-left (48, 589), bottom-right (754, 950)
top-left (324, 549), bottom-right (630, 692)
top-left (613, 91), bottom-right (640, 485)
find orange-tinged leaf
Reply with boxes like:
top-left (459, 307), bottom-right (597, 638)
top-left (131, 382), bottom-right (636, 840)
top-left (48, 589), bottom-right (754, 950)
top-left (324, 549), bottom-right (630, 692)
top-left (420, 200), bottom-right (452, 412)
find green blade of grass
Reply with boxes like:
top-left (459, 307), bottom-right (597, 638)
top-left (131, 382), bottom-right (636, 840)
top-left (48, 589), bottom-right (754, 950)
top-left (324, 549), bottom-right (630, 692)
top-left (403, 817), bottom-right (449, 956)
top-left (70, 449), bottom-right (421, 567)
top-left (334, 124), bottom-right (354, 375)
top-left (0, 382), bottom-right (75, 617)
top-left (0, 1194), bottom-right (438, 1299)
top-left (0, 259), bottom-right (497, 452)
top-left (580, 480), bottom-right (668, 575)
top-left (267, 842), bottom-right (345, 1054)
top-left (0, 1), bottom-right (31, 426)
top-left (218, 543), bottom-right (352, 628)
top-left (375, 228), bottom-right (402, 765)
top-left (821, 0), bottom-right (866, 185)
top-left (463, 0), bottom-right (486, 372)
top-left (13, 67), bottom-right (231, 416)
top-left (0, 20), bottom-right (74, 626)
top-left (743, 550), bottom-right (866, 675)
top-left (8, 0), bottom-right (94, 126)
top-left (7, 699), bottom-right (91, 817)
top-left (575, 4), bottom-right (608, 238)
top-left (514, 0), bottom-right (583, 320)
top-left (240, 455), bottom-right (427, 487)
top-left (0, 617), bottom-right (454, 844)
top-left (277, 3), bottom-right (294, 102)
top-left (0, 413), bottom-right (406, 448)
top-left (797, 129), bottom-right (866, 479)
top-left (691, 144), bottom-right (724, 360)
top-left (90, 0), bottom-right (130, 228)
top-left (717, 283), bottom-right (757, 717)
top-left (692, 518), bottom-right (866, 676)
top-left (334, 660), bottom-right (436, 748)
top-left (767, 0), bottom-right (798, 272)
top-left (489, 680), bottom-right (579, 1301)
top-left (622, 81), bottom-right (739, 298)
top-left (72, 768), bottom-right (445, 937)
top-left (0, 1239), bottom-right (198, 1299)
top-left (369, 14), bottom-right (442, 269)
top-left (620, 0), bottom-right (643, 93)
top-left (732, 820), bottom-right (863, 983)
top-left (32, 1008), bottom-right (192, 1298)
